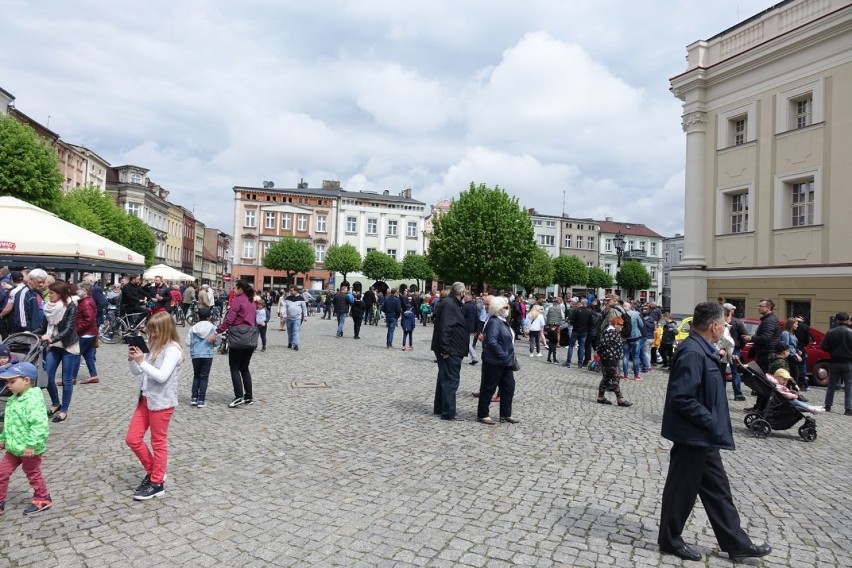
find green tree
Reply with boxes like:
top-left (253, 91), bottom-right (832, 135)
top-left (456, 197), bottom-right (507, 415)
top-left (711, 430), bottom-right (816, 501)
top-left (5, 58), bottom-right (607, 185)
top-left (400, 253), bottom-right (434, 291)
top-left (586, 266), bottom-right (614, 291)
top-left (0, 115), bottom-right (64, 212)
top-left (124, 215), bottom-right (157, 268)
top-left (429, 182), bottom-right (537, 290)
top-left (263, 237), bottom-right (315, 285)
top-left (322, 243), bottom-right (361, 284)
top-left (616, 260), bottom-right (652, 298)
top-left (361, 251), bottom-right (401, 282)
top-left (518, 247), bottom-right (555, 296)
top-left (552, 255), bottom-right (588, 297)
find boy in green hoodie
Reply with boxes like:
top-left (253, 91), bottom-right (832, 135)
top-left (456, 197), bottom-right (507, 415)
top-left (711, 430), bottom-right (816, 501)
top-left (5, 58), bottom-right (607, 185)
top-left (0, 362), bottom-right (52, 515)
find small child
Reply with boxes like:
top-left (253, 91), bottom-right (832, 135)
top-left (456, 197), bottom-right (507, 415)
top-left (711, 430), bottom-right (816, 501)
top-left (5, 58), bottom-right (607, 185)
top-left (255, 298), bottom-right (270, 352)
top-left (545, 324), bottom-right (559, 363)
top-left (419, 301), bottom-right (430, 326)
top-left (401, 307), bottom-right (416, 350)
top-left (0, 345), bottom-right (18, 369)
top-left (767, 343), bottom-right (807, 401)
top-left (186, 307), bottom-right (216, 408)
top-left (0, 362), bottom-right (52, 515)
top-left (769, 369), bottom-right (824, 413)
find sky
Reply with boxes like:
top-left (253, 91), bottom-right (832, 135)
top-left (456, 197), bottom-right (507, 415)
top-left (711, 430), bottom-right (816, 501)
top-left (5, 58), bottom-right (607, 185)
top-left (1, 0), bottom-right (774, 237)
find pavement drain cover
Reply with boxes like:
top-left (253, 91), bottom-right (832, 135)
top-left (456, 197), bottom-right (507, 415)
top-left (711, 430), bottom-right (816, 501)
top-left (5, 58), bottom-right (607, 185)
top-left (291, 381), bottom-right (330, 389)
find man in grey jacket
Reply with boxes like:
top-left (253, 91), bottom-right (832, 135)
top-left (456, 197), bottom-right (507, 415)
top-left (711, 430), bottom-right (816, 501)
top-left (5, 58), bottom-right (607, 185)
top-left (281, 286), bottom-right (308, 351)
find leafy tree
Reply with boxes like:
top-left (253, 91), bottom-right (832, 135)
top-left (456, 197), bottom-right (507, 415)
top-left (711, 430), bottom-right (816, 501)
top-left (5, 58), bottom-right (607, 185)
top-left (616, 260), bottom-right (651, 298)
top-left (361, 251), bottom-right (401, 282)
top-left (0, 115), bottom-right (64, 212)
top-left (586, 266), bottom-right (613, 291)
top-left (263, 237), bottom-right (315, 285)
top-left (322, 243), bottom-right (361, 284)
top-left (124, 215), bottom-right (157, 268)
top-left (429, 182), bottom-right (537, 290)
top-left (400, 253), bottom-right (434, 291)
top-left (518, 247), bottom-right (554, 296)
top-left (552, 255), bottom-right (588, 297)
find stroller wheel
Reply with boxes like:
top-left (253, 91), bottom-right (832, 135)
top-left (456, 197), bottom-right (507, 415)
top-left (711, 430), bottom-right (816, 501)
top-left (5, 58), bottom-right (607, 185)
top-left (743, 413), bottom-right (760, 428)
top-left (798, 424), bottom-right (817, 442)
top-left (749, 418), bottom-right (771, 438)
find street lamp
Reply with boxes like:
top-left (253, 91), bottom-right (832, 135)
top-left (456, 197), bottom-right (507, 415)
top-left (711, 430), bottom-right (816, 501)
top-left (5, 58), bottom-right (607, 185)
top-left (613, 231), bottom-right (625, 267)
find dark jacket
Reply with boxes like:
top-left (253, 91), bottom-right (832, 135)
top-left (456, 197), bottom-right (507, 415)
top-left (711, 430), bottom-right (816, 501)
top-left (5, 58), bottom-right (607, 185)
top-left (661, 332), bottom-right (734, 450)
top-left (401, 310), bottom-right (416, 332)
top-left (570, 307), bottom-right (593, 333)
top-left (120, 282), bottom-right (146, 308)
top-left (382, 294), bottom-right (402, 320)
top-left (753, 312), bottom-right (781, 358)
top-left (729, 317), bottom-right (747, 350)
top-left (430, 296), bottom-right (468, 357)
top-left (481, 317), bottom-right (514, 366)
top-left (10, 287), bottom-right (43, 334)
top-left (821, 323), bottom-right (852, 363)
top-left (462, 300), bottom-right (479, 334)
top-left (350, 298), bottom-right (365, 319)
top-left (35, 302), bottom-right (79, 349)
top-left (333, 292), bottom-right (352, 315)
top-left (362, 290), bottom-right (376, 308)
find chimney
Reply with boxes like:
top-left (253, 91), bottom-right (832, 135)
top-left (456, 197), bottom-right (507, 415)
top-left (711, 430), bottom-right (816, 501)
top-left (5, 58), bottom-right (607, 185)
top-left (400, 188), bottom-right (412, 199)
top-left (605, 216), bottom-right (613, 222)
top-left (322, 180), bottom-right (341, 189)
top-left (297, 178), bottom-right (309, 189)
top-left (383, 189), bottom-right (390, 195)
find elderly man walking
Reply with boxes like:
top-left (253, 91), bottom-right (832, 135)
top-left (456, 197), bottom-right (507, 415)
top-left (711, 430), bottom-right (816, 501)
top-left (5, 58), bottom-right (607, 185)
top-left (431, 283), bottom-right (469, 421)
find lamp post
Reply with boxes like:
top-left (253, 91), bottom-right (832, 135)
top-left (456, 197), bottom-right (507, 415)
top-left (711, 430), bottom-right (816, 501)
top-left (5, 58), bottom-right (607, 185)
top-left (613, 231), bottom-right (625, 267)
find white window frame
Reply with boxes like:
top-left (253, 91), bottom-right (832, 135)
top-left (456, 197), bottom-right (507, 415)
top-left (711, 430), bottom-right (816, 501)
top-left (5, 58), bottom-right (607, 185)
top-left (281, 214), bottom-right (291, 230)
top-left (539, 235), bottom-right (555, 247)
top-left (776, 80), bottom-right (823, 134)
top-left (317, 215), bottom-right (327, 233)
top-left (387, 248), bottom-right (397, 260)
top-left (297, 214), bottom-right (307, 231)
top-left (242, 240), bottom-right (255, 259)
top-left (587, 237), bottom-right (595, 250)
top-left (126, 202), bottom-right (141, 217)
top-left (564, 235), bottom-right (571, 248)
top-left (244, 210), bottom-right (256, 228)
top-left (315, 244), bottom-right (326, 263)
top-left (387, 220), bottom-right (398, 236)
top-left (576, 236), bottom-right (583, 249)
top-left (407, 221), bottom-right (418, 238)
top-left (264, 211), bottom-right (275, 229)
top-left (604, 239), bottom-right (612, 252)
top-left (650, 268), bottom-right (657, 282)
top-left (533, 220), bottom-right (542, 227)
top-left (346, 216), bottom-right (357, 233)
top-left (586, 261), bottom-right (594, 269)
top-left (650, 242), bottom-right (657, 256)
top-left (545, 221), bottom-right (556, 228)
top-left (715, 183), bottom-right (754, 235)
top-left (367, 218), bottom-right (377, 235)
top-left (773, 168), bottom-right (822, 230)
top-left (717, 102), bottom-right (756, 150)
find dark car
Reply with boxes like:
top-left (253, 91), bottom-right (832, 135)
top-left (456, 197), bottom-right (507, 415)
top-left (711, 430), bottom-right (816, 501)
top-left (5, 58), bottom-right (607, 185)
top-left (739, 318), bottom-right (832, 386)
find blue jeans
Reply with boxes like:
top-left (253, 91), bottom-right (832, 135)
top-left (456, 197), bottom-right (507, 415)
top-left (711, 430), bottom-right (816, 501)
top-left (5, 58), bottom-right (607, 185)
top-left (567, 330), bottom-right (587, 366)
top-left (286, 318), bottom-right (303, 347)
top-left (825, 362), bottom-right (852, 411)
top-left (730, 348), bottom-right (743, 397)
top-left (44, 347), bottom-right (80, 413)
top-left (336, 313), bottom-right (347, 336)
top-left (623, 340), bottom-right (641, 377)
top-left (434, 355), bottom-right (462, 418)
top-left (191, 357), bottom-right (213, 401)
top-left (638, 338), bottom-right (650, 371)
top-left (73, 335), bottom-right (98, 378)
top-left (386, 317), bottom-right (398, 346)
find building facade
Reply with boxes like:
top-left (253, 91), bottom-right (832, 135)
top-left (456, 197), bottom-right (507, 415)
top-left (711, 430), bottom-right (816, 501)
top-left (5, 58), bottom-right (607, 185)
top-left (670, 0), bottom-right (852, 324)
top-left (67, 144), bottom-right (110, 190)
top-left (661, 234), bottom-right (684, 312)
top-left (598, 219), bottom-right (663, 303)
top-left (559, 217), bottom-right (600, 269)
top-left (0, 87), bottom-right (13, 114)
top-left (165, 205), bottom-right (184, 269)
top-left (106, 166), bottom-right (169, 265)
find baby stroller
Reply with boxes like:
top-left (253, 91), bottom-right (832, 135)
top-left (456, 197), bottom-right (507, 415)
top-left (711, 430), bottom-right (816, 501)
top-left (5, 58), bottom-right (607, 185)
top-left (0, 332), bottom-right (46, 425)
top-left (738, 361), bottom-right (817, 442)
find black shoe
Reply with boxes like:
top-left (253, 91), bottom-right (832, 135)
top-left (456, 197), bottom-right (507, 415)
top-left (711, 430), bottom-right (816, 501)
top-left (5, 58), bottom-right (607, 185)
top-left (660, 545), bottom-right (701, 562)
top-left (728, 543), bottom-right (771, 561)
top-left (287, 344), bottom-right (292, 349)
top-left (244, 398), bottom-right (254, 405)
top-left (798, 394), bottom-right (808, 403)
top-left (293, 345), bottom-right (299, 351)
top-left (734, 395), bottom-right (746, 401)
top-left (845, 409), bottom-right (852, 416)
top-left (135, 474), bottom-right (151, 493)
top-left (133, 482), bottom-right (164, 501)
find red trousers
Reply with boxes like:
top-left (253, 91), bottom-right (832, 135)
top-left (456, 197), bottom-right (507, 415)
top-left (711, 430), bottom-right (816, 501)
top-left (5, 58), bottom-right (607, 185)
top-left (0, 451), bottom-right (49, 504)
top-left (125, 396), bottom-right (174, 484)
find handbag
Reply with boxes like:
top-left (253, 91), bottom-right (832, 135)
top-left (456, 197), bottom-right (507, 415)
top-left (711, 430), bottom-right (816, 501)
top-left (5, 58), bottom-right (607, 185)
top-left (512, 354), bottom-right (521, 372)
top-left (227, 325), bottom-right (258, 349)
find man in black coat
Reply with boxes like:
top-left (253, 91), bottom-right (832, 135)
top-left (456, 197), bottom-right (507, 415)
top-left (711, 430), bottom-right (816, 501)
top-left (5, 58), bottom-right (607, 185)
top-left (820, 312), bottom-right (852, 414)
top-left (363, 288), bottom-right (376, 325)
top-left (750, 298), bottom-right (781, 372)
top-left (431, 283), bottom-right (469, 420)
top-left (462, 292), bottom-right (480, 365)
top-left (658, 302), bottom-right (770, 563)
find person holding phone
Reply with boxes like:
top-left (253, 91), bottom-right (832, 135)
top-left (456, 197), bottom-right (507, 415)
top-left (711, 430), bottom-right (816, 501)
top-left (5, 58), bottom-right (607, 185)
top-left (125, 312), bottom-right (182, 501)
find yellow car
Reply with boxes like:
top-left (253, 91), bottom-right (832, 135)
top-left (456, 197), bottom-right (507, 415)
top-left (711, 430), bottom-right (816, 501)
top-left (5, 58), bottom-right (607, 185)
top-left (675, 317), bottom-right (693, 344)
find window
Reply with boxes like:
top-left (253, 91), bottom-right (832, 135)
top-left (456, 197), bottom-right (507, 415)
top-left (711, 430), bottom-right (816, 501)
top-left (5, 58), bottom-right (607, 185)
top-left (387, 248), bottom-right (397, 260)
top-left (638, 240), bottom-right (646, 251)
top-left (650, 268), bottom-right (657, 282)
top-left (242, 240), bottom-right (255, 259)
top-left (774, 170), bottom-right (821, 230)
top-left (533, 220), bottom-right (542, 226)
top-left (317, 215), bottom-right (327, 233)
top-left (587, 262), bottom-right (594, 268)
top-left (297, 214), bottom-right (307, 231)
top-left (576, 236), bottom-right (583, 249)
top-left (346, 216), bottom-right (357, 233)
top-left (564, 235), bottom-right (572, 248)
top-left (730, 193), bottom-right (749, 233)
top-left (367, 218), bottom-right (377, 235)
top-left (650, 242), bottom-right (657, 256)
top-left (538, 235), bottom-right (555, 246)
top-left (717, 102), bottom-right (756, 149)
top-left (244, 210), bottom-right (256, 228)
top-left (732, 116), bottom-right (747, 145)
top-left (605, 239), bottom-right (612, 252)
top-left (545, 221), bottom-right (556, 228)
top-left (604, 263), bottom-right (612, 275)
top-left (264, 212), bottom-right (275, 229)
top-left (315, 244), bottom-right (325, 263)
top-left (716, 184), bottom-right (754, 235)
top-left (795, 97), bottom-right (812, 129)
top-left (366, 247), bottom-right (376, 254)
top-left (130, 173), bottom-right (142, 184)
top-left (777, 80), bottom-right (823, 133)
top-left (790, 182), bottom-right (814, 227)
top-left (126, 203), bottom-right (141, 217)
top-left (387, 220), bottom-right (398, 236)
top-left (407, 221), bottom-right (418, 238)
top-left (664, 251), bottom-right (670, 263)
top-left (406, 250), bottom-right (417, 257)
top-left (281, 214), bottom-right (291, 230)
top-left (677, 249), bottom-right (683, 261)
top-left (577, 224), bottom-right (584, 230)
top-left (587, 237), bottom-right (595, 250)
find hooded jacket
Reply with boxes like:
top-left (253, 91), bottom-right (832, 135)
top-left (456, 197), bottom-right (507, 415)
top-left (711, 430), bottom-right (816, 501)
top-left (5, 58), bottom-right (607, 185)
top-left (0, 386), bottom-right (49, 456)
top-left (186, 320), bottom-right (217, 358)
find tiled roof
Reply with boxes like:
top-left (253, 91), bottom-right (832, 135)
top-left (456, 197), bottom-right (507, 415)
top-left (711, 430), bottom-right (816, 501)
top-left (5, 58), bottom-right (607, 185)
top-left (233, 185), bottom-right (425, 205)
top-left (598, 220), bottom-right (664, 239)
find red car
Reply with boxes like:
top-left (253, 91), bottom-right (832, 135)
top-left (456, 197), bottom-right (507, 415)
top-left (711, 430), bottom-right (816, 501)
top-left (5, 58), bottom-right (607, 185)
top-left (739, 318), bottom-right (831, 387)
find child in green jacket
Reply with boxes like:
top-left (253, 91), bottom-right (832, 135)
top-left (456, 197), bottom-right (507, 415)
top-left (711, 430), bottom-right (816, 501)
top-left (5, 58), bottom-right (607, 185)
top-left (0, 362), bottom-right (52, 515)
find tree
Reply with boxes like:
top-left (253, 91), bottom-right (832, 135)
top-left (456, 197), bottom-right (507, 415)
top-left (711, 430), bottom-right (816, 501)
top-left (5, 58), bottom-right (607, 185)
top-left (586, 267), bottom-right (614, 291)
top-left (361, 251), bottom-right (401, 282)
top-left (0, 115), bottom-right (64, 212)
top-left (517, 247), bottom-right (555, 296)
top-left (322, 243), bottom-right (361, 284)
top-left (400, 253), bottom-right (434, 291)
top-left (124, 215), bottom-right (157, 268)
top-left (429, 182), bottom-right (537, 290)
top-left (616, 260), bottom-right (652, 298)
top-left (552, 255), bottom-right (588, 297)
top-left (263, 237), bottom-right (315, 285)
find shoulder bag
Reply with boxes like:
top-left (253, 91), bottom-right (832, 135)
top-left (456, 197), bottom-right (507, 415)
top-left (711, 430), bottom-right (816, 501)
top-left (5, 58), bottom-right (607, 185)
top-left (227, 325), bottom-right (258, 349)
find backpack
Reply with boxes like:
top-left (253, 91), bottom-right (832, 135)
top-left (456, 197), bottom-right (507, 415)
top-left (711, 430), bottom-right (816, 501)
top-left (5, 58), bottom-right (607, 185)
top-left (620, 310), bottom-right (633, 339)
top-left (662, 322), bottom-right (677, 344)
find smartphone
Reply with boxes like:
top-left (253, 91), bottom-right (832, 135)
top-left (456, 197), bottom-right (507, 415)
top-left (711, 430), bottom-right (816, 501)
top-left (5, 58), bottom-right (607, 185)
top-left (127, 334), bottom-right (149, 353)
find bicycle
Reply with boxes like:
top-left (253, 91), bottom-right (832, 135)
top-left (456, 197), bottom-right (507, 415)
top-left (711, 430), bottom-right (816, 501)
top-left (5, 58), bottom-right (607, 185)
top-left (172, 306), bottom-right (186, 327)
top-left (99, 306), bottom-right (149, 344)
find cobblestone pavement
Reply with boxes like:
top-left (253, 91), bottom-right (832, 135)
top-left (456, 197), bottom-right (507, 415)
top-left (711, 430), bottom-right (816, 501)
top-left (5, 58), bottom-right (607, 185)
top-left (2, 314), bottom-right (851, 567)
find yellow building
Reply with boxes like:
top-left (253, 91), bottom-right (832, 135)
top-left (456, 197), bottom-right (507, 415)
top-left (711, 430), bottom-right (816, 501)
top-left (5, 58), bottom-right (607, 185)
top-left (670, 0), bottom-right (852, 327)
top-left (166, 205), bottom-right (184, 269)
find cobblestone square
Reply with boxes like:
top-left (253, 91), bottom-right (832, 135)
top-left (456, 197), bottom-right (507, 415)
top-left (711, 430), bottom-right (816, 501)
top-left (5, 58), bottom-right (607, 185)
top-left (2, 316), bottom-right (850, 566)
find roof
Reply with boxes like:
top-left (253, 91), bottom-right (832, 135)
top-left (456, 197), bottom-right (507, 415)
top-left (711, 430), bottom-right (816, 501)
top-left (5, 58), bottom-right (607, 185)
top-left (0, 86), bottom-right (14, 101)
top-left (707, 0), bottom-right (795, 42)
top-left (598, 220), bottom-right (664, 239)
top-left (233, 184), bottom-right (425, 205)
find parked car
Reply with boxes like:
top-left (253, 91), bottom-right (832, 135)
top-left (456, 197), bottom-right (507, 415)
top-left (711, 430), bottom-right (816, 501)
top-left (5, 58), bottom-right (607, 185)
top-left (738, 318), bottom-right (831, 386)
top-left (675, 317), bottom-right (692, 344)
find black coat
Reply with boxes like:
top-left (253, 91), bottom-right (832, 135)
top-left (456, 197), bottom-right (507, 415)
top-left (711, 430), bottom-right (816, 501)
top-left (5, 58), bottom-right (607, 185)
top-left (430, 296), bottom-right (468, 357)
top-left (661, 332), bottom-right (734, 450)
top-left (462, 300), bottom-right (479, 334)
top-left (753, 312), bottom-right (781, 358)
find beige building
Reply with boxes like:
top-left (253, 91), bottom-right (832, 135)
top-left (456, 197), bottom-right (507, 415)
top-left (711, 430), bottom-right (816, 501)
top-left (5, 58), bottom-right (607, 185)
top-left (166, 205), bottom-right (184, 269)
top-left (669, 0), bottom-right (852, 326)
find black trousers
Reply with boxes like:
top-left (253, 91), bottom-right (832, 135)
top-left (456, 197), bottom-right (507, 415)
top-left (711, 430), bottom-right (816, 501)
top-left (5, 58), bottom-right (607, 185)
top-left (228, 347), bottom-right (254, 399)
top-left (477, 362), bottom-right (515, 419)
top-left (658, 444), bottom-right (752, 553)
top-left (352, 317), bottom-right (362, 338)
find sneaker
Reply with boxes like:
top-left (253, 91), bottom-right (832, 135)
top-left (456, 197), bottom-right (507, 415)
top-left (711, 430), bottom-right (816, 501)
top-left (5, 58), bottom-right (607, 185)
top-left (228, 397), bottom-right (245, 408)
top-left (845, 409), bottom-right (852, 416)
top-left (812, 406), bottom-right (825, 413)
top-left (293, 345), bottom-right (299, 351)
top-left (23, 496), bottom-right (52, 515)
top-left (244, 398), bottom-right (254, 405)
top-left (287, 344), bottom-right (292, 349)
top-left (634, 376), bottom-right (643, 381)
top-left (190, 399), bottom-right (198, 406)
top-left (197, 400), bottom-right (206, 408)
top-left (133, 483), bottom-right (164, 501)
top-left (536, 352), bottom-right (543, 357)
top-left (734, 395), bottom-right (747, 401)
top-left (135, 474), bottom-right (151, 493)
top-left (81, 377), bottom-right (99, 384)
top-left (529, 353), bottom-right (535, 358)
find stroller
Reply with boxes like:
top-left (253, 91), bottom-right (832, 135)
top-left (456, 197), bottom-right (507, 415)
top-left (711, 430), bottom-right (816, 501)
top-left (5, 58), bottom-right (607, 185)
top-left (0, 332), bottom-right (46, 425)
top-left (738, 361), bottom-right (818, 442)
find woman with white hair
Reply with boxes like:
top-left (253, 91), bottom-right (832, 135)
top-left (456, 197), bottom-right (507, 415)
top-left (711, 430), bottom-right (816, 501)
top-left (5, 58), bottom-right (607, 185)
top-left (476, 296), bottom-right (519, 425)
